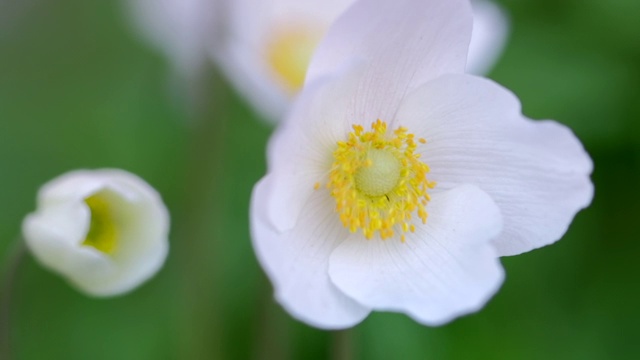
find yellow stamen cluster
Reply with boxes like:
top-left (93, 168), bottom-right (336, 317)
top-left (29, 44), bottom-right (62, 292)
top-left (323, 120), bottom-right (435, 242)
top-left (83, 193), bottom-right (118, 254)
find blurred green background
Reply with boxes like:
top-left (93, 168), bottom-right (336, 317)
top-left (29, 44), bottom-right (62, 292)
top-left (1, 0), bottom-right (639, 359)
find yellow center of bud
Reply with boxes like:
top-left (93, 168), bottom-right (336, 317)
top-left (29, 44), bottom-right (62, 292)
top-left (265, 25), bottom-right (322, 94)
top-left (83, 192), bottom-right (118, 254)
top-left (321, 120), bottom-right (435, 242)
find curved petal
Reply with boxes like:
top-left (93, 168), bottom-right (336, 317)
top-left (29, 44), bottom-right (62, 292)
top-left (22, 207), bottom-right (114, 282)
top-left (37, 170), bottom-right (108, 205)
top-left (266, 62), bottom-right (366, 231)
top-left (329, 185), bottom-right (504, 326)
top-left (395, 74), bottom-right (594, 256)
top-left (467, 0), bottom-right (509, 75)
top-left (251, 177), bottom-right (370, 329)
top-left (306, 0), bottom-right (472, 123)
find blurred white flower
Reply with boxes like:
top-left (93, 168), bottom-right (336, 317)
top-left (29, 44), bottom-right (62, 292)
top-left (23, 170), bottom-right (170, 297)
top-left (216, 0), bottom-right (509, 121)
top-left (124, 0), bottom-right (220, 80)
top-left (250, 0), bottom-right (593, 329)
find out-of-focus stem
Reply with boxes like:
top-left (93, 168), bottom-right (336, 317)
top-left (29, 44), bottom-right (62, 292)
top-left (0, 238), bottom-right (26, 360)
top-left (332, 329), bottom-right (356, 360)
top-left (252, 277), bottom-right (291, 360)
top-left (173, 64), bottom-right (229, 359)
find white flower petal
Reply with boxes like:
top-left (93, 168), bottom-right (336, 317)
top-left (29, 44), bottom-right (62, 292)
top-left (23, 170), bottom-right (170, 296)
top-left (221, 0), bottom-right (352, 57)
top-left (37, 171), bottom-right (109, 205)
top-left (467, 0), bottom-right (510, 75)
top-left (23, 207), bottom-right (114, 281)
top-left (251, 177), bottom-right (370, 329)
top-left (328, 185), bottom-right (504, 326)
top-left (395, 74), bottom-right (594, 256)
top-left (265, 63), bottom-right (366, 232)
top-left (306, 0), bottom-right (473, 123)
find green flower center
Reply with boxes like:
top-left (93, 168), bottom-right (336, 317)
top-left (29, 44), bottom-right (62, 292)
top-left (354, 148), bottom-right (402, 197)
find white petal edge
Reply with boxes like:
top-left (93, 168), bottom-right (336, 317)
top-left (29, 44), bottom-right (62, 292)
top-left (467, 0), bottom-right (510, 75)
top-left (305, 0), bottom-right (472, 123)
top-left (213, 43), bottom-right (290, 123)
top-left (329, 185), bottom-right (504, 326)
top-left (22, 169), bottom-right (170, 297)
top-left (251, 176), bottom-right (370, 329)
top-left (394, 74), bottom-right (594, 256)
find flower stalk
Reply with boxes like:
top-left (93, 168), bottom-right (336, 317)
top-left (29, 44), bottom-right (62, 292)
top-left (173, 63), bottom-right (229, 360)
top-left (0, 237), bottom-right (27, 360)
top-left (332, 329), bottom-right (355, 360)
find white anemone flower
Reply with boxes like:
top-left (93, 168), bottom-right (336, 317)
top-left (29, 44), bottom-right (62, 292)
top-left (22, 170), bottom-right (170, 297)
top-left (250, 0), bottom-right (593, 329)
top-left (216, 0), bottom-right (509, 122)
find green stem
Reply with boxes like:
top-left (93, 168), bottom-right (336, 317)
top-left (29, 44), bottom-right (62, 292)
top-left (332, 329), bottom-right (356, 360)
top-left (173, 64), bottom-right (229, 359)
top-left (0, 238), bottom-right (27, 360)
top-left (252, 277), bottom-right (290, 360)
